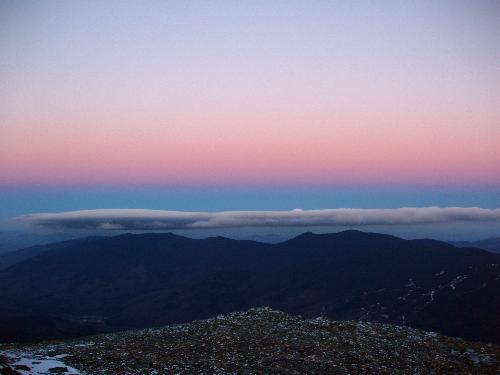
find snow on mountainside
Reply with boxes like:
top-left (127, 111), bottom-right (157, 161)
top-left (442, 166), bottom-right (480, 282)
top-left (1, 308), bottom-right (499, 374)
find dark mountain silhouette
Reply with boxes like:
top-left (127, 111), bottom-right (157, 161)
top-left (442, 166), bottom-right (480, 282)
top-left (0, 230), bottom-right (499, 343)
top-left (0, 231), bottom-right (96, 254)
top-left (450, 237), bottom-right (500, 254)
top-left (0, 236), bottom-right (104, 270)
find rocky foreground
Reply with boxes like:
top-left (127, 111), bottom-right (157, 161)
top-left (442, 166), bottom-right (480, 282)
top-left (1, 307), bottom-right (499, 374)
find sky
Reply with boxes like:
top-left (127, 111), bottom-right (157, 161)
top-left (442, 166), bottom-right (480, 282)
top-left (1, 1), bottom-right (499, 239)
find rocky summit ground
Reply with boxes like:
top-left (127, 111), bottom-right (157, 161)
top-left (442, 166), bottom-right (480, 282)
top-left (1, 307), bottom-right (499, 374)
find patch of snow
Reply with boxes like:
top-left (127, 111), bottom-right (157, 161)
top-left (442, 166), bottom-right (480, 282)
top-left (448, 275), bottom-right (468, 290)
top-left (405, 278), bottom-right (415, 287)
top-left (4, 351), bottom-right (82, 375)
top-left (74, 343), bottom-right (94, 347)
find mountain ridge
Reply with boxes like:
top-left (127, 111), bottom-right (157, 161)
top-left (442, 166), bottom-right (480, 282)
top-left (0, 230), bottom-right (499, 344)
top-left (451, 237), bottom-right (500, 254)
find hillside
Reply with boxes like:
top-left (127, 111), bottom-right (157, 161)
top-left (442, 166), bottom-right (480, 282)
top-left (0, 236), bottom-right (103, 271)
top-left (451, 237), bottom-right (500, 254)
top-left (2, 308), bottom-right (499, 374)
top-left (0, 231), bottom-right (499, 343)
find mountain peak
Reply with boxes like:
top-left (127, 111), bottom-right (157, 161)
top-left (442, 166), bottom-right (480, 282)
top-left (114, 232), bottom-right (189, 240)
top-left (1, 230), bottom-right (499, 345)
top-left (294, 231), bottom-right (316, 239)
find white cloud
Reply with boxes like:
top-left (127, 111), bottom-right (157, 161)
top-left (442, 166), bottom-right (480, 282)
top-left (18, 207), bottom-right (500, 230)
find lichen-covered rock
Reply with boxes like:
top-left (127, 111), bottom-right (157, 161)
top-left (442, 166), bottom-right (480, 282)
top-left (2, 308), bottom-right (499, 374)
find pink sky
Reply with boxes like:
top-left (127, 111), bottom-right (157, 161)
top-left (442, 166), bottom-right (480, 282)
top-left (1, 1), bottom-right (499, 187)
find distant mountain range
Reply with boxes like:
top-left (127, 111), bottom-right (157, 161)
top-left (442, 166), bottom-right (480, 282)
top-left (0, 231), bottom-right (92, 254)
top-left (0, 230), bottom-right (499, 344)
top-left (0, 236), bottom-right (103, 271)
top-left (450, 237), bottom-right (500, 254)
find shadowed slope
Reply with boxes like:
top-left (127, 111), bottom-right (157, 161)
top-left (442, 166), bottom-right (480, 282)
top-left (0, 231), bottom-right (499, 343)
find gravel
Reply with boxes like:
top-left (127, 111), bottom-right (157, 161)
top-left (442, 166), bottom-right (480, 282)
top-left (2, 307), bottom-right (499, 374)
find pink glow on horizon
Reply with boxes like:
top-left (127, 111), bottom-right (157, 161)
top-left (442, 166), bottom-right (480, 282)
top-left (2, 114), bottom-right (499, 187)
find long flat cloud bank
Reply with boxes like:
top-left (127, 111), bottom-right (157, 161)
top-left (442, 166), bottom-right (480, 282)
top-left (19, 207), bottom-right (500, 230)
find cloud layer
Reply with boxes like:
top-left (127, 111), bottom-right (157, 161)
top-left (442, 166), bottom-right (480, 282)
top-left (19, 207), bottom-right (500, 231)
